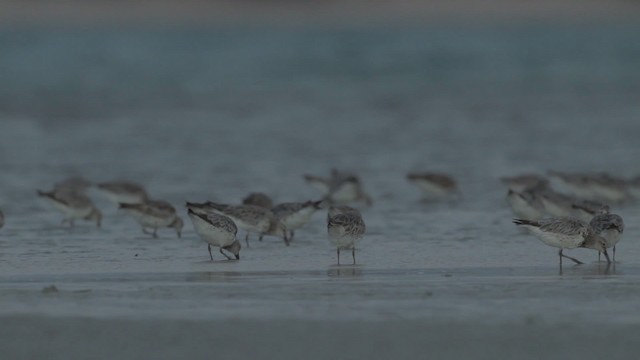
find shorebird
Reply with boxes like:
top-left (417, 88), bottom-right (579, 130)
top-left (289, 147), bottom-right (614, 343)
top-left (242, 192), bottom-right (273, 209)
top-left (548, 171), bottom-right (629, 203)
top-left (506, 189), bottom-right (545, 220)
top-left (185, 201), bottom-right (275, 246)
top-left (571, 200), bottom-right (610, 222)
top-left (406, 172), bottom-right (458, 201)
top-left (500, 174), bottom-right (549, 192)
top-left (96, 181), bottom-right (148, 205)
top-left (304, 169), bottom-right (372, 206)
top-left (120, 200), bottom-right (183, 238)
top-left (547, 171), bottom-right (596, 200)
top-left (536, 189), bottom-right (576, 218)
top-left (590, 211), bottom-right (624, 262)
top-left (37, 189), bottom-right (102, 227)
top-left (513, 217), bottom-right (610, 265)
top-left (327, 205), bottom-right (366, 265)
top-left (627, 176), bottom-right (640, 199)
top-left (186, 207), bottom-right (240, 261)
top-left (588, 173), bottom-right (630, 203)
top-left (272, 200), bottom-right (323, 242)
top-left (54, 176), bottom-right (92, 193)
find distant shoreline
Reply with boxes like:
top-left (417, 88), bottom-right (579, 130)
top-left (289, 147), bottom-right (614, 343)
top-left (1, 0), bottom-right (639, 26)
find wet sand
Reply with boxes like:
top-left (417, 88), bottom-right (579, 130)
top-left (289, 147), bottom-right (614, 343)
top-left (2, 315), bottom-right (640, 360)
top-left (2, 263), bottom-right (639, 359)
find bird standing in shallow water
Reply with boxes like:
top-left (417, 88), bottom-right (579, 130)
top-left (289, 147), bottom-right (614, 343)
top-left (242, 192), bottom-right (273, 209)
top-left (506, 189), bottom-right (546, 220)
top-left (304, 169), bottom-right (372, 206)
top-left (37, 189), bottom-right (102, 228)
top-left (590, 211), bottom-right (624, 262)
top-left (185, 201), bottom-right (275, 247)
top-left (96, 181), bottom-right (149, 205)
top-left (500, 174), bottom-right (548, 192)
top-left (120, 200), bottom-right (183, 238)
top-left (272, 200), bottom-right (323, 243)
top-left (186, 206), bottom-right (241, 261)
top-left (406, 172), bottom-right (458, 201)
top-left (327, 206), bottom-right (366, 265)
top-left (513, 217), bottom-right (610, 265)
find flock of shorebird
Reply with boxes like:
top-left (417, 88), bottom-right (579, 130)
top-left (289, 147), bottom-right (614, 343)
top-left (504, 171), bottom-right (631, 265)
top-left (1, 169), bottom-right (380, 265)
top-left (0, 169), bottom-right (632, 266)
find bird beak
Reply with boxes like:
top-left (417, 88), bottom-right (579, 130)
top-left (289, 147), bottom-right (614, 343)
top-left (602, 249), bottom-right (611, 264)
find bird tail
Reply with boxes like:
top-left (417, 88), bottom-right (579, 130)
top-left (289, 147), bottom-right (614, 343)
top-left (36, 190), bottom-right (53, 198)
top-left (513, 219), bottom-right (539, 227)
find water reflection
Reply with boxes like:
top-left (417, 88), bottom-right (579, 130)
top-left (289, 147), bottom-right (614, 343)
top-left (558, 262), bottom-right (616, 276)
top-left (327, 265), bottom-right (363, 278)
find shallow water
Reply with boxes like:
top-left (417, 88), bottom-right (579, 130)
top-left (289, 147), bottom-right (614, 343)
top-left (1, 24), bottom-right (640, 358)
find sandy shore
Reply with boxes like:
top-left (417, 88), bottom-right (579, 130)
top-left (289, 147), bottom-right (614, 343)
top-left (1, 0), bottom-right (639, 26)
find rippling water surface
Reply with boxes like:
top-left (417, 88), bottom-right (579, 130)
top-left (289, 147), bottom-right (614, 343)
top-left (1, 24), bottom-right (640, 359)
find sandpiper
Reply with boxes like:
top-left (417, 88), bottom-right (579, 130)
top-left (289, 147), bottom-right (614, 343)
top-left (120, 200), bottom-right (183, 238)
top-left (96, 181), bottom-right (148, 205)
top-left (500, 174), bottom-right (548, 192)
top-left (242, 192), bottom-right (273, 209)
top-left (547, 171), bottom-right (629, 203)
top-left (54, 176), bottom-right (92, 193)
top-left (327, 205), bottom-right (362, 217)
top-left (590, 211), bottom-right (624, 262)
top-left (185, 201), bottom-right (275, 246)
top-left (406, 172), bottom-right (458, 201)
top-left (272, 200), bottom-right (323, 242)
top-left (587, 173), bottom-right (630, 203)
top-left (536, 189), bottom-right (576, 218)
top-left (302, 168), bottom-right (345, 194)
top-left (513, 217), bottom-right (610, 265)
top-left (186, 207), bottom-right (240, 261)
top-left (506, 189), bottom-right (545, 220)
top-left (571, 200), bottom-right (610, 222)
top-left (304, 169), bottom-right (372, 206)
top-left (547, 171), bottom-right (596, 200)
top-left (329, 172), bottom-right (372, 206)
top-left (627, 176), bottom-right (640, 199)
top-left (37, 189), bottom-right (102, 227)
top-left (327, 205), bottom-right (366, 265)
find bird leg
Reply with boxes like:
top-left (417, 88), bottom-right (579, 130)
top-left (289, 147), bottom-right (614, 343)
top-left (289, 230), bottom-right (295, 241)
top-left (602, 249), bottom-right (612, 264)
top-left (613, 246), bottom-right (616, 262)
top-left (337, 248), bottom-right (340, 265)
top-left (219, 248), bottom-right (233, 260)
top-left (143, 228), bottom-right (158, 238)
top-left (282, 230), bottom-right (290, 246)
top-left (61, 218), bottom-right (75, 228)
top-left (245, 233), bottom-right (250, 247)
top-left (208, 244), bottom-right (214, 261)
top-left (559, 249), bottom-right (583, 265)
top-left (352, 247), bottom-right (356, 265)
